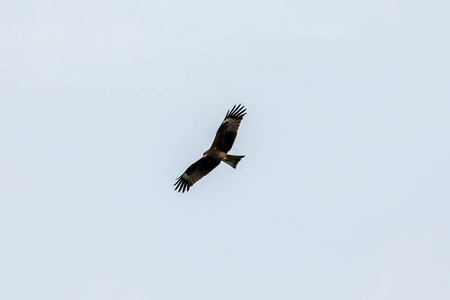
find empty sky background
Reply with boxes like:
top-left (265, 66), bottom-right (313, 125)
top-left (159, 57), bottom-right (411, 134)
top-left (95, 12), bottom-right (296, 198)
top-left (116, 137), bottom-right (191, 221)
top-left (1, 1), bottom-right (449, 299)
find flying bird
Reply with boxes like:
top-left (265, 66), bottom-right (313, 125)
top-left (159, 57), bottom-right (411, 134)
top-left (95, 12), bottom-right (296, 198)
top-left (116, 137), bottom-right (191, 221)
top-left (174, 104), bottom-right (247, 193)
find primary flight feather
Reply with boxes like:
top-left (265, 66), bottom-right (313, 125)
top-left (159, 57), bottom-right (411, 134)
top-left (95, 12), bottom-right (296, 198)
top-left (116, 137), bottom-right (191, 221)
top-left (174, 104), bottom-right (247, 193)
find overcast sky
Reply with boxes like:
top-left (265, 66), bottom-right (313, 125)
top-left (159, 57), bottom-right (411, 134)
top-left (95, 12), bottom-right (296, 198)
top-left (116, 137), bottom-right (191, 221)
top-left (1, 1), bottom-right (449, 299)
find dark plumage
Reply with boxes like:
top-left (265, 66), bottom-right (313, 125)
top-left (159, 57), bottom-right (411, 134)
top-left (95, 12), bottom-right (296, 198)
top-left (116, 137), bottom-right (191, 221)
top-left (174, 104), bottom-right (247, 193)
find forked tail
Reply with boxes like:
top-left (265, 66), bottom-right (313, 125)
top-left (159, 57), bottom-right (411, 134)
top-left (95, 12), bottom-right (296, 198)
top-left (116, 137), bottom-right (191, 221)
top-left (224, 155), bottom-right (245, 169)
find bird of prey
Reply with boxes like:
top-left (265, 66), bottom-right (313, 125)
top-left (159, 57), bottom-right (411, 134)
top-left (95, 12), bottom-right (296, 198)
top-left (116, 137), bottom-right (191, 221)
top-left (174, 104), bottom-right (247, 193)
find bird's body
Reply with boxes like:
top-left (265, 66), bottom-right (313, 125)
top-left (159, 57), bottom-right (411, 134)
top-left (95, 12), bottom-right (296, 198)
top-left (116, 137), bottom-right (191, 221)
top-left (203, 148), bottom-right (228, 161)
top-left (174, 104), bottom-right (246, 193)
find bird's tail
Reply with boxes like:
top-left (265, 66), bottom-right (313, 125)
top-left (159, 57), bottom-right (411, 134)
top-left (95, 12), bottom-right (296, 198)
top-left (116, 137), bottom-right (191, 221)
top-left (224, 155), bottom-right (245, 169)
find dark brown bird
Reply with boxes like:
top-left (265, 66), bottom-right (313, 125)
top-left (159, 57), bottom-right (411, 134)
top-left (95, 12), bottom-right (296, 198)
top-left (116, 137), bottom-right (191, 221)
top-left (174, 104), bottom-right (247, 193)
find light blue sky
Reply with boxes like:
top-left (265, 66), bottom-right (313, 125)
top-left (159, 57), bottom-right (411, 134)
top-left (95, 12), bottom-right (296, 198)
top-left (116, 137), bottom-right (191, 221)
top-left (1, 1), bottom-right (449, 299)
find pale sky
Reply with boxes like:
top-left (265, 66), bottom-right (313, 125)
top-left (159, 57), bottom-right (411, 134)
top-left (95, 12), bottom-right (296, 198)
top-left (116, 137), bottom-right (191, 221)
top-left (1, 1), bottom-right (449, 299)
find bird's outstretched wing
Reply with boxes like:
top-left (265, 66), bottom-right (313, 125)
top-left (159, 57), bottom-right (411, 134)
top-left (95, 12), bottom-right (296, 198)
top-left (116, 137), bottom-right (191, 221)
top-left (174, 157), bottom-right (221, 193)
top-left (211, 104), bottom-right (246, 153)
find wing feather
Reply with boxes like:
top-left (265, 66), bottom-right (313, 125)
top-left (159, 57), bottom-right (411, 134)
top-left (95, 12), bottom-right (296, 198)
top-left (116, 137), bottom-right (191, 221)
top-left (211, 104), bottom-right (246, 153)
top-left (174, 157), bottom-right (221, 193)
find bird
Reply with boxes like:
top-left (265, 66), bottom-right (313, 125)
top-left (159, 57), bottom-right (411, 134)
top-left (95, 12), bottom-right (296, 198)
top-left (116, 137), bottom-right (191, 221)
top-left (174, 104), bottom-right (247, 193)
